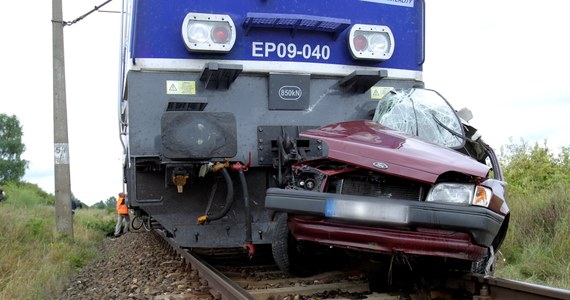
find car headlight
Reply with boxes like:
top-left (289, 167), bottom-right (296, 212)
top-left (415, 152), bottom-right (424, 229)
top-left (426, 183), bottom-right (492, 208)
top-left (348, 24), bottom-right (395, 60)
top-left (182, 13), bottom-right (236, 53)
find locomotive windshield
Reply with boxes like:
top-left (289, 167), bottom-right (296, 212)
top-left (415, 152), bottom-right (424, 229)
top-left (372, 88), bottom-right (464, 148)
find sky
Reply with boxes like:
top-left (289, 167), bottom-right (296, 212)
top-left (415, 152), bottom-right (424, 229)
top-left (0, 1), bottom-right (569, 206)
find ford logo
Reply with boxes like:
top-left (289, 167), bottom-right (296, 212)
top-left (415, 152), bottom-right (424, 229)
top-left (278, 86), bottom-right (302, 101)
top-left (372, 162), bottom-right (389, 170)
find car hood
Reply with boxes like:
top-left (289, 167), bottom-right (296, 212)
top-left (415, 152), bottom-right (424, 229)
top-left (301, 120), bottom-right (489, 183)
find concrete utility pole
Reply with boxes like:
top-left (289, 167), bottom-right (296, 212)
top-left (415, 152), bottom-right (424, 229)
top-left (52, 0), bottom-right (74, 238)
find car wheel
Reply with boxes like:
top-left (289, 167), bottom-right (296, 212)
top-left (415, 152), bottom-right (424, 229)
top-left (271, 213), bottom-right (318, 277)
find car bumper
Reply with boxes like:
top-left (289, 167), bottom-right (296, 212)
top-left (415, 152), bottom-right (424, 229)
top-left (265, 188), bottom-right (505, 261)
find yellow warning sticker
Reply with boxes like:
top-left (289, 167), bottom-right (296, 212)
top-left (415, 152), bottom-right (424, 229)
top-left (166, 80), bottom-right (196, 95)
top-left (370, 86), bottom-right (393, 100)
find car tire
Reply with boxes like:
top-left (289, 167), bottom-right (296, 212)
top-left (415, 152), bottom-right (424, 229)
top-left (271, 213), bottom-right (317, 277)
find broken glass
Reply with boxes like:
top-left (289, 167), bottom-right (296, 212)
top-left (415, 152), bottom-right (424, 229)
top-left (372, 88), bottom-right (464, 148)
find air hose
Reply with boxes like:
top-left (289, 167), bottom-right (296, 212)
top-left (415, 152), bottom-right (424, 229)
top-left (197, 168), bottom-right (234, 224)
top-left (237, 168), bottom-right (252, 244)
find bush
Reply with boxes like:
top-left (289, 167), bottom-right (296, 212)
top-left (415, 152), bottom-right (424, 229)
top-left (0, 181), bottom-right (55, 207)
top-left (501, 140), bottom-right (570, 195)
top-left (496, 141), bottom-right (570, 289)
top-left (75, 209), bottom-right (116, 234)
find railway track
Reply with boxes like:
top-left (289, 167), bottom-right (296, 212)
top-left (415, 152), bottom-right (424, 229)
top-left (153, 230), bottom-right (570, 300)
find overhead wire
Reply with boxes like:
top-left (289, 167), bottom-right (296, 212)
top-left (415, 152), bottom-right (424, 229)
top-left (51, 0), bottom-right (114, 26)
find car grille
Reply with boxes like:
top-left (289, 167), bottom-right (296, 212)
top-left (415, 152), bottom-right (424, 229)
top-left (337, 175), bottom-right (424, 201)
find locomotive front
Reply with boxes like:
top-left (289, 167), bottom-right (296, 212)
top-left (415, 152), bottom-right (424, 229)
top-left (119, 0), bottom-right (425, 254)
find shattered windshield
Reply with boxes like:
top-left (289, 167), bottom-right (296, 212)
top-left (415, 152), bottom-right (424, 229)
top-left (372, 88), bottom-right (464, 148)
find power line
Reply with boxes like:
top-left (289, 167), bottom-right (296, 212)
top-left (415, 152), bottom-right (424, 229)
top-left (51, 0), bottom-right (113, 27)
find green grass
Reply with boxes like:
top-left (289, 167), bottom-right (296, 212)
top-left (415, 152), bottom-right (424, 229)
top-left (0, 182), bottom-right (115, 299)
top-left (494, 143), bottom-right (570, 289)
top-left (495, 184), bottom-right (570, 288)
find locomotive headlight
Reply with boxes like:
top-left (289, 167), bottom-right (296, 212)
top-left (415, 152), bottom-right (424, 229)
top-left (348, 24), bottom-right (394, 60)
top-left (426, 183), bottom-right (492, 208)
top-left (187, 23), bottom-right (210, 43)
top-left (369, 34), bottom-right (389, 52)
top-left (182, 13), bottom-right (236, 53)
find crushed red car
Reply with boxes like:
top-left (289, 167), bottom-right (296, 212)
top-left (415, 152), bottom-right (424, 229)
top-left (266, 88), bottom-right (509, 276)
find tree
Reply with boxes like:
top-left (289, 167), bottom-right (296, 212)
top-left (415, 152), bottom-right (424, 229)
top-left (91, 196), bottom-right (117, 210)
top-left (92, 200), bottom-right (106, 209)
top-left (0, 114), bottom-right (28, 183)
top-left (105, 196), bottom-right (116, 209)
top-left (500, 139), bottom-right (570, 195)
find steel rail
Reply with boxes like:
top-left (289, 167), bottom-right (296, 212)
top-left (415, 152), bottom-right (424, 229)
top-left (152, 228), bottom-right (570, 299)
top-left (468, 274), bottom-right (570, 300)
top-left (153, 230), bottom-right (255, 300)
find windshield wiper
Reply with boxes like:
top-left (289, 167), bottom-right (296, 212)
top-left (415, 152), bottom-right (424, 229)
top-left (431, 114), bottom-right (469, 142)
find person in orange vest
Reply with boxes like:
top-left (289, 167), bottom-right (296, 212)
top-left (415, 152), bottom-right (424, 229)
top-left (114, 192), bottom-right (130, 237)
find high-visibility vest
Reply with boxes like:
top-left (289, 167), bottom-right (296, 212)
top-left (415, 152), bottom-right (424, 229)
top-left (117, 196), bottom-right (128, 215)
